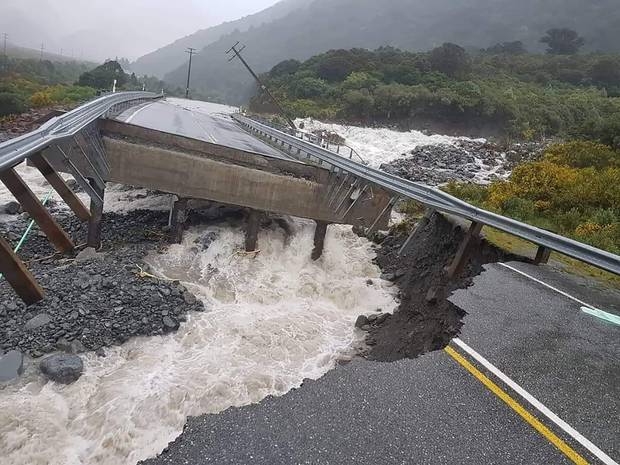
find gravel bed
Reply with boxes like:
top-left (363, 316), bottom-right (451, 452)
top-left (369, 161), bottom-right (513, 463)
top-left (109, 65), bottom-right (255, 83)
top-left (0, 210), bottom-right (205, 358)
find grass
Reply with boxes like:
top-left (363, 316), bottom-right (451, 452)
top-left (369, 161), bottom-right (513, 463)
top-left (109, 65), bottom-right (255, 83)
top-left (481, 226), bottom-right (620, 288)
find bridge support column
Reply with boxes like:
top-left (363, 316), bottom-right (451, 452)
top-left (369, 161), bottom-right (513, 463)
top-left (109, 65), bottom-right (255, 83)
top-left (170, 197), bottom-right (189, 244)
top-left (0, 168), bottom-right (74, 254)
top-left (0, 236), bottom-right (44, 305)
top-left (312, 220), bottom-right (329, 261)
top-left (87, 179), bottom-right (105, 249)
top-left (245, 209), bottom-right (261, 252)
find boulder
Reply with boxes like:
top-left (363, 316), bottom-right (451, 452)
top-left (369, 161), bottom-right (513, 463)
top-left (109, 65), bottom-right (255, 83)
top-left (40, 354), bottom-right (83, 384)
top-left (0, 350), bottom-right (24, 383)
top-left (76, 247), bottom-right (103, 262)
top-left (2, 201), bottom-right (21, 215)
top-left (355, 315), bottom-right (369, 329)
top-left (163, 316), bottom-right (180, 333)
top-left (25, 313), bottom-right (52, 331)
top-left (183, 291), bottom-right (197, 305)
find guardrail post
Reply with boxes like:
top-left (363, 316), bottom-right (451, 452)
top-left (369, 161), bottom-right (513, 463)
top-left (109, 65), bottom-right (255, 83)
top-left (0, 236), bottom-right (45, 305)
top-left (445, 221), bottom-right (484, 279)
top-left (312, 221), bottom-right (329, 261)
top-left (0, 168), bottom-right (74, 254)
top-left (399, 210), bottom-right (435, 256)
top-left (30, 153), bottom-right (91, 222)
top-left (87, 178), bottom-right (105, 249)
top-left (534, 246), bottom-right (552, 265)
top-left (245, 209), bottom-right (261, 252)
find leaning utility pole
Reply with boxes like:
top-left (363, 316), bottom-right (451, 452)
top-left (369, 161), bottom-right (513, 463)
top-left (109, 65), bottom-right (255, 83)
top-left (185, 47), bottom-right (197, 99)
top-left (226, 42), bottom-right (296, 130)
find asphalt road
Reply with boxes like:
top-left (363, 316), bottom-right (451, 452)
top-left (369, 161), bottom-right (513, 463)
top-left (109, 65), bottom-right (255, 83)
top-left (115, 97), bottom-right (288, 160)
top-left (141, 263), bottom-right (619, 465)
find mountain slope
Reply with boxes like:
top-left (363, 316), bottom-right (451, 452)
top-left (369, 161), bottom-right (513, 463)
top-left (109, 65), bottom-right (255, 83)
top-left (130, 0), bottom-right (309, 78)
top-left (162, 0), bottom-right (620, 105)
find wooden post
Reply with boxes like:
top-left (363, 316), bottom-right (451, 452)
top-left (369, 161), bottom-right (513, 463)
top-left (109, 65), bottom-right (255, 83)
top-left (30, 153), bottom-right (91, 222)
top-left (245, 209), bottom-right (260, 252)
top-left (312, 221), bottom-right (329, 261)
top-left (0, 236), bottom-right (44, 305)
top-left (0, 168), bottom-right (74, 254)
top-left (170, 198), bottom-right (189, 244)
top-left (445, 221), bottom-right (484, 279)
top-left (87, 178), bottom-right (105, 249)
top-left (534, 246), bottom-right (552, 265)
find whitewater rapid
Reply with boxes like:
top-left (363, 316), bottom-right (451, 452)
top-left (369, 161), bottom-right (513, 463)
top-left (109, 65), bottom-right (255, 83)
top-left (0, 217), bottom-right (397, 465)
top-left (297, 118), bottom-right (486, 168)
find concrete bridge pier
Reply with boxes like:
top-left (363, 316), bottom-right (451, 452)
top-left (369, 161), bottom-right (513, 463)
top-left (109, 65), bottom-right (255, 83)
top-left (245, 209), bottom-right (261, 252)
top-left (87, 179), bottom-right (106, 249)
top-left (312, 221), bottom-right (329, 261)
top-left (170, 197), bottom-right (189, 244)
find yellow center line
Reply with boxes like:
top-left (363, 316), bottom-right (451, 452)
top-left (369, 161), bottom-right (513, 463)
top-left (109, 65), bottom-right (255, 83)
top-left (444, 346), bottom-right (589, 465)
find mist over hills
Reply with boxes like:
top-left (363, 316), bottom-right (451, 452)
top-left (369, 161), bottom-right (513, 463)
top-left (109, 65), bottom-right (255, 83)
top-left (131, 0), bottom-right (309, 78)
top-left (135, 0), bottom-right (620, 105)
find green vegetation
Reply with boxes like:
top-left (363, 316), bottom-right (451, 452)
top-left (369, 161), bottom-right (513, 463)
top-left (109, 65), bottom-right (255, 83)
top-left (251, 44), bottom-right (620, 141)
top-left (443, 141), bottom-right (620, 254)
top-left (0, 57), bottom-right (96, 117)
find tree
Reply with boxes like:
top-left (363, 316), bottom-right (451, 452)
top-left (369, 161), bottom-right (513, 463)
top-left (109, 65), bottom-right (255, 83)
top-left (540, 28), bottom-right (585, 55)
top-left (589, 58), bottom-right (620, 87)
top-left (429, 43), bottom-right (470, 78)
top-left (269, 59), bottom-right (301, 78)
top-left (485, 41), bottom-right (527, 55)
top-left (78, 61), bottom-right (128, 89)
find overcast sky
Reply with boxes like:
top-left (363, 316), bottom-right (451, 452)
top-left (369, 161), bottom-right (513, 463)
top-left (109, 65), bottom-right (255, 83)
top-left (0, 0), bottom-right (281, 61)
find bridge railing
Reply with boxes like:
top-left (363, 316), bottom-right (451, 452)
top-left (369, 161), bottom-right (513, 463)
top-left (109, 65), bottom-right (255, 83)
top-left (0, 91), bottom-right (162, 172)
top-left (0, 92), bottom-right (163, 305)
top-left (233, 114), bottom-right (620, 276)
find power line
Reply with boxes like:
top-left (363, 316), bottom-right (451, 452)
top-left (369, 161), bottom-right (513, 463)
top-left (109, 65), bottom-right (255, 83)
top-left (185, 47), bottom-right (197, 99)
top-left (226, 42), bottom-right (296, 130)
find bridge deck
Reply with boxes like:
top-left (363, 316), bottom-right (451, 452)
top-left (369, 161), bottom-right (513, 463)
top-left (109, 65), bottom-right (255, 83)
top-left (115, 97), bottom-right (290, 161)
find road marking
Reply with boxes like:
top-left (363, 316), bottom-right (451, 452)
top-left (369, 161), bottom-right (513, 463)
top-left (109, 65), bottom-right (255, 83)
top-left (124, 102), bottom-right (156, 124)
top-left (450, 338), bottom-right (618, 465)
top-left (498, 263), bottom-right (608, 313)
top-left (580, 307), bottom-right (620, 326)
top-left (445, 345), bottom-right (589, 464)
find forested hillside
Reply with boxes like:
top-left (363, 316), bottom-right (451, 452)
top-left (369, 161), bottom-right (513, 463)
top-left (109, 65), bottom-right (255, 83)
top-left (158, 0), bottom-right (620, 104)
top-left (131, 0), bottom-right (310, 78)
top-left (251, 45), bottom-right (620, 141)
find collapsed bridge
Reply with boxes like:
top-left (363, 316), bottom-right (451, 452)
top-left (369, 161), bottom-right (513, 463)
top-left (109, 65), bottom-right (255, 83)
top-left (1, 93), bottom-right (619, 306)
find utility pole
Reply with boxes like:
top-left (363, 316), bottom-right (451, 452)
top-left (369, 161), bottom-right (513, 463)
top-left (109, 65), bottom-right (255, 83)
top-left (2, 33), bottom-right (7, 59)
top-left (2, 33), bottom-right (7, 74)
top-left (226, 42), bottom-right (296, 130)
top-left (40, 43), bottom-right (44, 61)
top-left (185, 47), bottom-right (197, 99)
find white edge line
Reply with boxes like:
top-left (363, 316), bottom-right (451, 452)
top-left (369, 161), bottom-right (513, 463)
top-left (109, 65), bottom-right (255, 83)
top-left (453, 338), bottom-right (618, 465)
top-left (498, 263), bottom-right (600, 310)
top-left (124, 101), bottom-right (157, 124)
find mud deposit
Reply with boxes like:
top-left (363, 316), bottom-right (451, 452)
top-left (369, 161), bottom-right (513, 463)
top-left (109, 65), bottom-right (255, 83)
top-left (367, 213), bottom-right (521, 362)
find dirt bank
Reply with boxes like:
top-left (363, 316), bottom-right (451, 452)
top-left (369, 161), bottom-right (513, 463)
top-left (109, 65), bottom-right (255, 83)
top-left (366, 213), bottom-right (523, 362)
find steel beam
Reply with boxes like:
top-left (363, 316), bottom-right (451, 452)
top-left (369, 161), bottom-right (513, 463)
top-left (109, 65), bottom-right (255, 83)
top-left (0, 236), bottom-right (44, 305)
top-left (30, 152), bottom-right (91, 222)
top-left (0, 168), bottom-right (74, 254)
top-left (367, 196), bottom-right (399, 237)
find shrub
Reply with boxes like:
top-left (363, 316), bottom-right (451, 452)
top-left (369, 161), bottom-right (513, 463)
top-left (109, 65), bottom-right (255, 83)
top-left (0, 92), bottom-right (26, 116)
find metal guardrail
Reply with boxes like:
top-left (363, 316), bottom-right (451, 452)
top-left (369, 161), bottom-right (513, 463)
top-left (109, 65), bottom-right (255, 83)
top-left (234, 114), bottom-right (620, 276)
top-left (0, 91), bottom-right (162, 172)
top-left (250, 116), bottom-right (366, 164)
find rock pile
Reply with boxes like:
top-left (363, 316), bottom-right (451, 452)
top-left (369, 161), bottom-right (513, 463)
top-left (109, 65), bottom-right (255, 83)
top-left (0, 210), bottom-right (205, 359)
top-left (380, 139), bottom-right (547, 186)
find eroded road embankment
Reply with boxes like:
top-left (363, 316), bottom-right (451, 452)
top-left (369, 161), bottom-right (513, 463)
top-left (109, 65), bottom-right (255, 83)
top-left (142, 213), bottom-right (620, 465)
